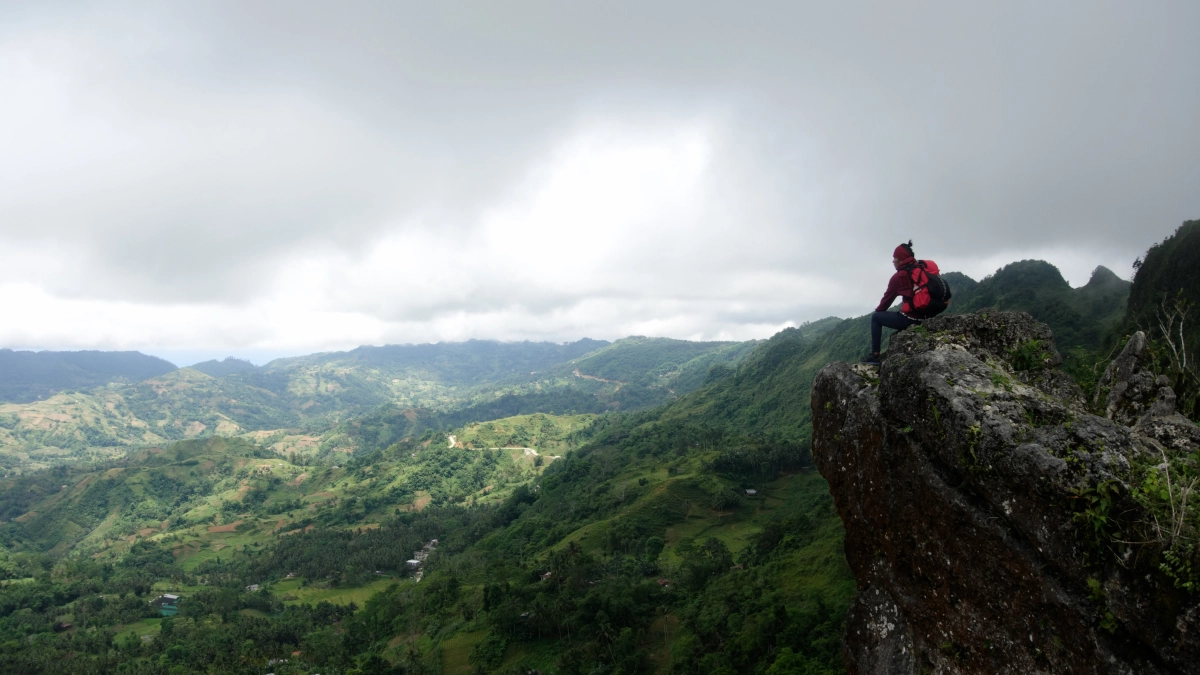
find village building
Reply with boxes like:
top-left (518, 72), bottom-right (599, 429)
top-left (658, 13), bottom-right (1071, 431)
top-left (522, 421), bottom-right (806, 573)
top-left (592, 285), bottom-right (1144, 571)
top-left (406, 539), bottom-right (439, 579)
top-left (153, 594), bottom-right (180, 617)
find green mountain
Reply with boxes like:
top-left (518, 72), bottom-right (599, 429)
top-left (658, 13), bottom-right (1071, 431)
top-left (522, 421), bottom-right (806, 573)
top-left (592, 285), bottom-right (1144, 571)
top-left (946, 259), bottom-right (1130, 353)
top-left (569, 336), bottom-right (754, 388)
top-left (270, 338), bottom-right (611, 386)
top-left (0, 349), bottom-right (177, 403)
top-left (188, 357), bottom-right (259, 378)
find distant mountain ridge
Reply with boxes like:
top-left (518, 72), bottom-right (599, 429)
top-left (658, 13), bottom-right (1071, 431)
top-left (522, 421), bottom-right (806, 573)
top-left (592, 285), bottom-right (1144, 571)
top-left (188, 357), bottom-right (258, 378)
top-left (0, 256), bottom-right (1147, 473)
top-left (0, 336), bottom-right (752, 472)
top-left (0, 349), bottom-right (177, 403)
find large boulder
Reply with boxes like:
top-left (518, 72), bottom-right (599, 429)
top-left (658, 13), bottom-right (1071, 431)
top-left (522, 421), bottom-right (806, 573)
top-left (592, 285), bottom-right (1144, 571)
top-left (1094, 331), bottom-right (1177, 425)
top-left (812, 311), bottom-right (1200, 674)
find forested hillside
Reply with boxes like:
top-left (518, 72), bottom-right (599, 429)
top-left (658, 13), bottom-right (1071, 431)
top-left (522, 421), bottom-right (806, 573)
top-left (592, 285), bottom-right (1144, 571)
top-left (0, 325), bottom-right (857, 674)
top-left (569, 337), bottom-right (756, 390)
top-left (1121, 220), bottom-right (1200, 418)
top-left (946, 260), bottom-right (1130, 353)
top-left (188, 358), bottom-right (258, 378)
top-left (1127, 219), bottom-right (1200, 350)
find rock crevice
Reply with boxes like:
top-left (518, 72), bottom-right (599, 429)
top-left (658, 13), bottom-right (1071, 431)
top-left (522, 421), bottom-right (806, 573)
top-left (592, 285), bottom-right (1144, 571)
top-left (813, 312), bottom-right (1200, 674)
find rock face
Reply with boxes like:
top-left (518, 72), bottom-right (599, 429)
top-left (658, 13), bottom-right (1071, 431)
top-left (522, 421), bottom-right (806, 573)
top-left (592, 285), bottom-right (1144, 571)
top-left (1094, 331), bottom-right (1178, 425)
top-left (812, 312), bottom-right (1200, 674)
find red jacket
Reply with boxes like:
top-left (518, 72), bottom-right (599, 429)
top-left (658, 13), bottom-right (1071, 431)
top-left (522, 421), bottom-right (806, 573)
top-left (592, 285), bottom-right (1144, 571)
top-left (876, 268), bottom-right (915, 313)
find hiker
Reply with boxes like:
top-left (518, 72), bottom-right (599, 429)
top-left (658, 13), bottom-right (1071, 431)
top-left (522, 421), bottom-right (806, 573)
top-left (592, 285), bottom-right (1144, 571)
top-left (862, 240), bottom-right (950, 365)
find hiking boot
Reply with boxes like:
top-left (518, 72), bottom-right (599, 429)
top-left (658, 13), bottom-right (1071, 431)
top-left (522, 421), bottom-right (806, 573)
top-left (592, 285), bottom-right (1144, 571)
top-left (860, 352), bottom-right (881, 366)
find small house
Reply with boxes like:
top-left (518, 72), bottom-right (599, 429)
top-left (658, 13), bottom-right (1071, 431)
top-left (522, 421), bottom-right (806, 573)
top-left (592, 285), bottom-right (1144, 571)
top-left (744, 489), bottom-right (758, 496)
top-left (406, 559), bottom-right (422, 569)
top-left (153, 594), bottom-right (180, 616)
top-left (245, 584), bottom-right (260, 592)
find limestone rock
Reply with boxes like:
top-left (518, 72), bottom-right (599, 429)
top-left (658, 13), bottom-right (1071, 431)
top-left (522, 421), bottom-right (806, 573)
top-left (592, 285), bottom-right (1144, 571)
top-left (813, 311), bottom-right (1200, 674)
top-left (1096, 331), bottom-right (1178, 425)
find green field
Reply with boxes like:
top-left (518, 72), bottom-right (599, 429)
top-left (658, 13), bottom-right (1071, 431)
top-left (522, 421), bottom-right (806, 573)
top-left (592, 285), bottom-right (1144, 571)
top-left (273, 577), bottom-right (400, 606)
top-left (113, 617), bottom-right (162, 641)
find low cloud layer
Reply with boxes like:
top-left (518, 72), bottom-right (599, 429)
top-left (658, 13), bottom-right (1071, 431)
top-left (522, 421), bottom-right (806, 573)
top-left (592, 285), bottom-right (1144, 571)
top-left (1, 2), bottom-right (1197, 360)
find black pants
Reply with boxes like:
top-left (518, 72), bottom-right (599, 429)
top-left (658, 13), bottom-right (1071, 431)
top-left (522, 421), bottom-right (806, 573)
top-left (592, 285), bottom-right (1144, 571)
top-left (871, 311), bottom-right (918, 353)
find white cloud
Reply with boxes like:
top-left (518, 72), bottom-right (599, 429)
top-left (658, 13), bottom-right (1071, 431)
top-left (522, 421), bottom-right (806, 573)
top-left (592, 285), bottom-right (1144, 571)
top-left (0, 2), bottom-right (1196, 355)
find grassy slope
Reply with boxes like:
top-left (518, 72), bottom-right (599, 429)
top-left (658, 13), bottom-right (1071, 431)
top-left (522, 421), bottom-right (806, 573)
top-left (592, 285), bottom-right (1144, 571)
top-left (0, 413), bottom-right (596, 561)
top-left (656, 318), bottom-right (868, 444)
top-left (393, 324), bottom-right (863, 673)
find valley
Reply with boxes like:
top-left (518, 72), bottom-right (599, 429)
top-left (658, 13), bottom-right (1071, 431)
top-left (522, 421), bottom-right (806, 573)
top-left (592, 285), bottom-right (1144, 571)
top-left (0, 336), bottom-right (752, 474)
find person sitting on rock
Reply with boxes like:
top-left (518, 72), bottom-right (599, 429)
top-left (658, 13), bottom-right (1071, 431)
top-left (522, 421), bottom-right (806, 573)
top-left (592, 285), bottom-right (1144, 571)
top-left (862, 241), bottom-right (921, 366)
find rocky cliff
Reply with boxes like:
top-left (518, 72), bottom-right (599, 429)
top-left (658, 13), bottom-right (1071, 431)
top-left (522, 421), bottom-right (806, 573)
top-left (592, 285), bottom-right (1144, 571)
top-left (811, 312), bottom-right (1200, 674)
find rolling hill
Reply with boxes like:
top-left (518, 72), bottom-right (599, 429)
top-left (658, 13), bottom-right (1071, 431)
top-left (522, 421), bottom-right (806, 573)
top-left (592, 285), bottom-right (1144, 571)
top-left (0, 337), bottom-right (756, 473)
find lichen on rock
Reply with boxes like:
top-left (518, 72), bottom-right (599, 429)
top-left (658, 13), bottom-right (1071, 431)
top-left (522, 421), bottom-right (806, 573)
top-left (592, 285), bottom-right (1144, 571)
top-left (812, 311), bottom-right (1200, 674)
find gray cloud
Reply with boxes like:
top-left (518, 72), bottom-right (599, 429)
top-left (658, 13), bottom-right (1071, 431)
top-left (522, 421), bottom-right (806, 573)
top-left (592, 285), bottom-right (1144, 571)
top-left (0, 1), bottom-right (1197, 350)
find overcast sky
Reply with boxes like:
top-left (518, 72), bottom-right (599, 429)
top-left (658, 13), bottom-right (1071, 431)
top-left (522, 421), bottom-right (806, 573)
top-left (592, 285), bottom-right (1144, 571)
top-left (2, 2), bottom-right (1198, 365)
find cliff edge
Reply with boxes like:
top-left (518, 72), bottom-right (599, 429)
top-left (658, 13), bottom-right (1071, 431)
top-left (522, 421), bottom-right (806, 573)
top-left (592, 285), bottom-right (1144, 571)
top-left (812, 311), bottom-right (1200, 674)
